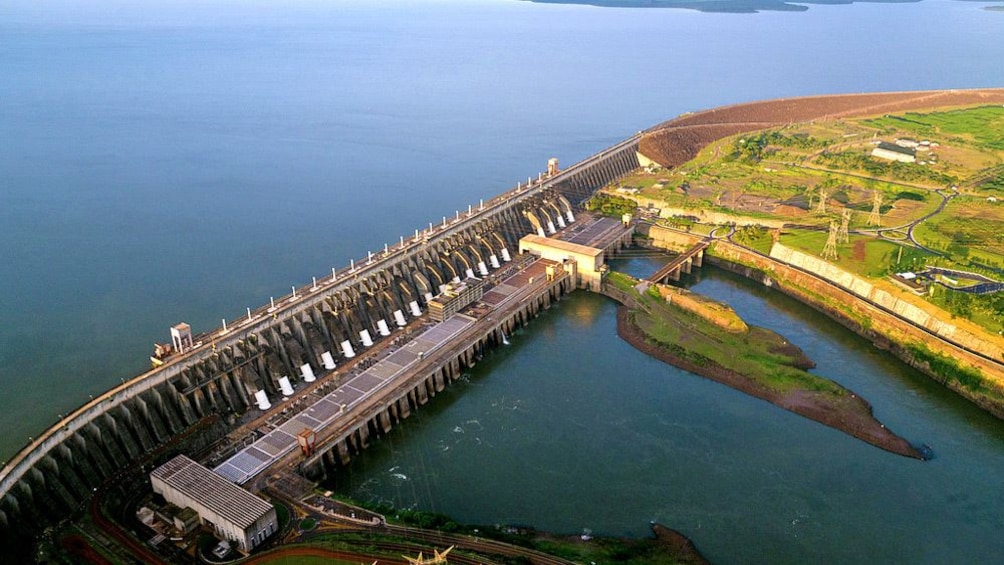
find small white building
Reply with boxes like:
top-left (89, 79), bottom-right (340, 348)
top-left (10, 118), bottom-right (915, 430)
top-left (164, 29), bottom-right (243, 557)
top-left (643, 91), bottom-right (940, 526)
top-left (872, 141), bottom-right (916, 163)
top-left (170, 322), bottom-right (193, 353)
top-left (150, 455), bottom-right (277, 553)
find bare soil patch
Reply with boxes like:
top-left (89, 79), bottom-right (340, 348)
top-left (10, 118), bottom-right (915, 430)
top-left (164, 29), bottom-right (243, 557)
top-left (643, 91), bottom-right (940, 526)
top-left (651, 523), bottom-right (711, 565)
top-left (852, 240), bottom-right (867, 262)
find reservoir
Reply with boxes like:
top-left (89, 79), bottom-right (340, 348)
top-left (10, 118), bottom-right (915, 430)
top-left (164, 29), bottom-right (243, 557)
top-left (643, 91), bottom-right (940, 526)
top-left (332, 259), bottom-right (1004, 563)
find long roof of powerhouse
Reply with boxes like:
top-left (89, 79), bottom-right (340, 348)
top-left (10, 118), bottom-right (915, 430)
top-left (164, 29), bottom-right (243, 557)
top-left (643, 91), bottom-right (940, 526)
top-left (521, 234), bottom-right (602, 257)
top-left (214, 314), bottom-right (476, 484)
top-left (559, 216), bottom-right (627, 248)
top-left (214, 258), bottom-right (557, 485)
top-left (151, 454), bottom-right (273, 529)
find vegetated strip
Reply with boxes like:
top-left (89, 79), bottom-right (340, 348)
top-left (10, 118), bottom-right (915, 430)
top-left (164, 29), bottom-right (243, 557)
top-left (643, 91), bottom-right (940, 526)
top-left (604, 274), bottom-right (922, 459)
top-left (282, 515), bottom-right (709, 565)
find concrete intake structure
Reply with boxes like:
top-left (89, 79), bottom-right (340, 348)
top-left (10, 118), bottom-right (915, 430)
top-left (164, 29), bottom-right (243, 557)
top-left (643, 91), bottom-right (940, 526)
top-left (0, 134), bottom-right (640, 542)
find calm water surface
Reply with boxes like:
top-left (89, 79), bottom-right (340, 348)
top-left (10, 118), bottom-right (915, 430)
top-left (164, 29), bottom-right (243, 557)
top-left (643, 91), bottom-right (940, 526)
top-left (3, 0), bottom-right (1004, 561)
top-left (333, 261), bottom-right (1004, 563)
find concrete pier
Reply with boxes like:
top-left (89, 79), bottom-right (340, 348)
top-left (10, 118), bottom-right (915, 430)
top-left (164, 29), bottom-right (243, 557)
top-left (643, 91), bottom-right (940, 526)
top-left (648, 240), bottom-right (709, 283)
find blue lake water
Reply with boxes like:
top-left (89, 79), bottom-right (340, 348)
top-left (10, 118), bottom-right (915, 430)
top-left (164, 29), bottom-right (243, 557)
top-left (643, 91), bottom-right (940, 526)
top-left (2, 0), bottom-right (1004, 561)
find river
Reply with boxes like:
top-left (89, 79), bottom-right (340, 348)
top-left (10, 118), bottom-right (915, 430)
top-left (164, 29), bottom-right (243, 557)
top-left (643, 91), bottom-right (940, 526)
top-left (3, 0), bottom-right (1004, 561)
top-left (331, 258), bottom-right (1004, 563)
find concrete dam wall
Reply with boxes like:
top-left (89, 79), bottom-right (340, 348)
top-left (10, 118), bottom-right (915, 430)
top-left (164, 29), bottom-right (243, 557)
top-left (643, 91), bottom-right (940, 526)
top-left (0, 136), bottom-right (640, 540)
top-left (640, 225), bottom-right (1004, 418)
top-left (769, 244), bottom-right (1004, 362)
top-left (708, 241), bottom-right (1004, 417)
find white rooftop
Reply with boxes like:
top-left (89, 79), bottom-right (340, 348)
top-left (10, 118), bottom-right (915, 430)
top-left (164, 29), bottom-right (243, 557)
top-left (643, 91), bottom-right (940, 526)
top-left (151, 455), bottom-right (272, 529)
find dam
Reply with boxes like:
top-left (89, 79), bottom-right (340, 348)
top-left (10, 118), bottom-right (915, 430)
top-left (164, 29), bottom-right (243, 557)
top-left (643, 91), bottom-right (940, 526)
top-left (0, 134), bottom-right (641, 544)
top-left (9, 88), bottom-right (1004, 561)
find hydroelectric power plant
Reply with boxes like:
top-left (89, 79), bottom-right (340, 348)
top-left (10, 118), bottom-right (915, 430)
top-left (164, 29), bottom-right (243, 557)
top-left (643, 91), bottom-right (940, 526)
top-left (11, 88), bottom-right (1004, 562)
top-left (0, 134), bottom-right (641, 557)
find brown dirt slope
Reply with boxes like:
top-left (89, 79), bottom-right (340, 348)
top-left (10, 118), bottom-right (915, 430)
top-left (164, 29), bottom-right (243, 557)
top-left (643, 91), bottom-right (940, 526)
top-left (640, 88), bottom-right (1004, 168)
top-left (651, 523), bottom-right (711, 565)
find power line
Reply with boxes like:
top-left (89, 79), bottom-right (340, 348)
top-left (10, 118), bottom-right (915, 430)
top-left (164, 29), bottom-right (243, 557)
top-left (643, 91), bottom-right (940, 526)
top-left (822, 220), bottom-right (839, 261)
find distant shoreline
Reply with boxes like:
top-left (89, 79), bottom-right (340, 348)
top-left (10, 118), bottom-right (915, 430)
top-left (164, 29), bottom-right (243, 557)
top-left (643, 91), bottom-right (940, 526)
top-left (525, 0), bottom-right (924, 14)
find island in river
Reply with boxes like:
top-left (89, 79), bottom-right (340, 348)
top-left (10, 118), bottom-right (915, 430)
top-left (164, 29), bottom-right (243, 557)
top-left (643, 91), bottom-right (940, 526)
top-left (604, 271), bottom-right (923, 458)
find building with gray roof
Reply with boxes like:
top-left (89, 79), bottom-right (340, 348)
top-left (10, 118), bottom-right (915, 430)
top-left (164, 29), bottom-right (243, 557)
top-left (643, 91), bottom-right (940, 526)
top-left (872, 141), bottom-right (916, 163)
top-left (150, 454), bottom-right (277, 553)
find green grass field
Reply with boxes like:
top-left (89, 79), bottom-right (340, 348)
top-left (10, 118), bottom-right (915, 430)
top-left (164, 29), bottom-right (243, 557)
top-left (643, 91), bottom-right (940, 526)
top-left (531, 536), bottom-right (701, 565)
top-left (864, 106), bottom-right (1004, 151)
top-left (637, 105), bottom-right (1004, 223)
top-left (913, 196), bottom-right (1004, 269)
top-left (616, 104), bottom-right (1004, 334)
top-left (732, 225), bottom-right (774, 254)
top-left (779, 230), bottom-right (934, 278)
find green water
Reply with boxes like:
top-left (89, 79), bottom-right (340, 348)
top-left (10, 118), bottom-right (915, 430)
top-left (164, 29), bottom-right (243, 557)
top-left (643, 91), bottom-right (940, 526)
top-left (332, 259), bottom-right (1004, 563)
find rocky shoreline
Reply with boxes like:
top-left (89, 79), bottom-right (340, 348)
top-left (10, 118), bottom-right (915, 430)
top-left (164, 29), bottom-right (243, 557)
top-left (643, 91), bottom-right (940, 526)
top-left (615, 305), bottom-right (923, 459)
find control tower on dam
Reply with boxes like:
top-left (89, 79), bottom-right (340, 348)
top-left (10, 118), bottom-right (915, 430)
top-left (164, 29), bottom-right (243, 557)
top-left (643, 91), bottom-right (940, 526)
top-left (0, 134), bottom-right (641, 544)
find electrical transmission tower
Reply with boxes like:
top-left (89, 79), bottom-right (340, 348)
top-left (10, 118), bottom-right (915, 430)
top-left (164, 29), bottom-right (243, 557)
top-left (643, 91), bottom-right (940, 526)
top-left (838, 208), bottom-right (851, 243)
top-left (817, 188), bottom-right (828, 214)
top-left (867, 191), bottom-right (883, 226)
top-left (822, 220), bottom-right (839, 260)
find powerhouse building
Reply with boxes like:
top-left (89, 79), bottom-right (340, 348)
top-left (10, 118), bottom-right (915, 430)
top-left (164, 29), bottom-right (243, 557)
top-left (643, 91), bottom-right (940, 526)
top-left (150, 455), bottom-right (277, 553)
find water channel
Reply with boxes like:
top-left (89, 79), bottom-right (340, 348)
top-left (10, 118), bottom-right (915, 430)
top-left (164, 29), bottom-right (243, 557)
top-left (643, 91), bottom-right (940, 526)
top-left (332, 255), bottom-right (1004, 564)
